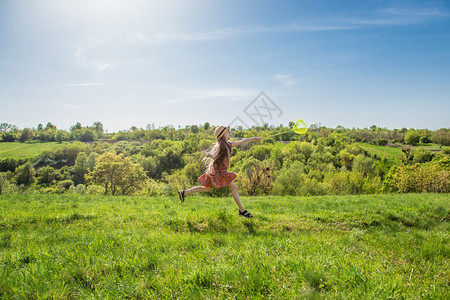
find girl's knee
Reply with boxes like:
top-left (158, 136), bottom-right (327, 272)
top-left (228, 182), bottom-right (238, 191)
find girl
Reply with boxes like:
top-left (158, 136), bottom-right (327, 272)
top-left (178, 125), bottom-right (262, 218)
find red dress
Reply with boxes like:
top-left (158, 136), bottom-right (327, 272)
top-left (198, 143), bottom-right (237, 188)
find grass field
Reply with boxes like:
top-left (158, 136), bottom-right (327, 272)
top-left (0, 193), bottom-right (448, 299)
top-left (0, 142), bottom-right (65, 160)
top-left (357, 143), bottom-right (403, 165)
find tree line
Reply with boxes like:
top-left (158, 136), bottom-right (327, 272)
top-left (0, 122), bottom-right (449, 196)
top-left (1, 122), bottom-right (450, 146)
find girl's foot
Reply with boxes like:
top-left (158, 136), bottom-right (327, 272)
top-left (178, 190), bottom-right (185, 202)
top-left (239, 209), bottom-right (253, 218)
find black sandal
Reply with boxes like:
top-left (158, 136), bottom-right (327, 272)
top-left (178, 190), bottom-right (185, 203)
top-left (239, 209), bottom-right (253, 218)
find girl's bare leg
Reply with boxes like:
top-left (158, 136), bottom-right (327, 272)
top-left (228, 182), bottom-right (246, 212)
top-left (183, 186), bottom-right (210, 196)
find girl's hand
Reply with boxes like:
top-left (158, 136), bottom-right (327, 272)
top-left (254, 137), bottom-right (263, 141)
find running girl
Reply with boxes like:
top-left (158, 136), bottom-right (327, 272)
top-left (178, 126), bottom-right (262, 218)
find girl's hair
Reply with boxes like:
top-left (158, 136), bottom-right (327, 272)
top-left (213, 136), bottom-right (231, 171)
top-left (204, 136), bottom-right (231, 171)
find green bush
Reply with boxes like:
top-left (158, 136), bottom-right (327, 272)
top-left (374, 139), bottom-right (389, 146)
top-left (69, 184), bottom-right (86, 195)
top-left (37, 166), bottom-right (56, 185)
top-left (0, 158), bottom-right (20, 173)
top-left (383, 163), bottom-right (449, 193)
top-left (352, 154), bottom-right (376, 176)
top-left (0, 173), bottom-right (18, 194)
top-left (57, 180), bottom-right (74, 193)
top-left (14, 163), bottom-right (35, 186)
top-left (405, 130), bottom-right (420, 146)
top-left (413, 147), bottom-right (434, 164)
top-left (86, 184), bottom-right (105, 195)
top-left (237, 157), bottom-right (273, 196)
top-left (323, 171), bottom-right (381, 195)
top-left (273, 161), bottom-right (305, 195)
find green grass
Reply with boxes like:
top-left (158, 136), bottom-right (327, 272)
top-left (357, 143), bottom-right (403, 165)
top-left (0, 142), bottom-right (66, 160)
top-left (0, 193), bottom-right (448, 299)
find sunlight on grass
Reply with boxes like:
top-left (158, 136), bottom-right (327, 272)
top-left (0, 142), bottom-right (66, 159)
top-left (0, 194), bottom-right (448, 298)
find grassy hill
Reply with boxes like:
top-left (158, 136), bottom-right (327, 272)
top-left (0, 194), bottom-right (448, 299)
top-left (0, 142), bottom-right (66, 160)
top-left (357, 143), bottom-right (403, 165)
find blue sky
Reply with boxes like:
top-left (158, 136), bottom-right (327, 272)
top-left (1, 0), bottom-right (449, 132)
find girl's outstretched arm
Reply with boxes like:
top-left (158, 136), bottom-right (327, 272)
top-left (230, 137), bottom-right (262, 147)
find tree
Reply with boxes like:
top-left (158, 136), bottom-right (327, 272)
top-left (352, 154), bottom-right (375, 177)
top-left (80, 128), bottom-right (95, 142)
top-left (401, 146), bottom-right (414, 166)
top-left (1, 123), bottom-right (18, 133)
top-left (413, 147), bottom-right (434, 164)
top-left (37, 166), bottom-right (56, 185)
top-left (273, 161), bottom-right (305, 195)
top-left (45, 122), bottom-right (56, 130)
top-left (92, 121), bottom-right (104, 137)
top-left (72, 152), bottom-right (89, 185)
top-left (432, 128), bottom-right (450, 146)
top-left (70, 122), bottom-right (82, 131)
top-left (1, 132), bottom-right (16, 142)
top-left (190, 125), bottom-right (199, 134)
top-left (86, 152), bottom-right (146, 195)
top-left (237, 157), bottom-right (273, 195)
top-left (55, 130), bottom-right (67, 143)
top-left (19, 128), bottom-right (34, 142)
top-left (405, 130), bottom-right (420, 146)
top-left (14, 163), bottom-right (35, 185)
top-left (0, 173), bottom-right (7, 194)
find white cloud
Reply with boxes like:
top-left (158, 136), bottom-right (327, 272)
top-left (275, 74), bottom-right (296, 87)
top-left (383, 6), bottom-right (450, 18)
top-left (74, 48), bottom-right (115, 72)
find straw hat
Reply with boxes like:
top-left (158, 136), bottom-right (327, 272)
top-left (214, 126), bottom-right (230, 140)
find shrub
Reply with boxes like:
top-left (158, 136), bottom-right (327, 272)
top-left (69, 184), bottom-right (86, 195)
top-left (323, 172), bottom-right (349, 195)
top-left (338, 150), bottom-right (355, 170)
top-left (237, 157), bottom-right (273, 196)
top-left (405, 130), bottom-right (420, 146)
top-left (1, 132), bottom-right (16, 142)
top-left (57, 180), bottom-right (74, 193)
top-left (86, 152), bottom-right (147, 195)
top-left (323, 171), bottom-right (381, 195)
top-left (374, 139), bottom-right (389, 146)
top-left (0, 173), bottom-right (8, 194)
top-left (137, 179), bottom-right (165, 196)
top-left (273, 161), bottom-right (305, 195)
top-left (166, 172), bottom-right (192, 194)
top-left (298, 177), bottom-right (325, 196)
top-left (14, 163), bottom-right (35, 186)
top-left (383, 163), bottom-right (449, 193)
top-left (413, 147), bottom-right (434, 164)
top-left (352, 154), bottom-right (376, 176)
top-left (250, 145), bottom-right (273, 161)
top-left (86, 184), bottom-right (106, 195)
top-left (0, 158), bottom-right (20, 173)
top-left (72, 152), bottom-right (89, 185)
top-left (432, 128), bottom-right (450, 146)
top-left (37, 166), bottom-right (56, 185)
